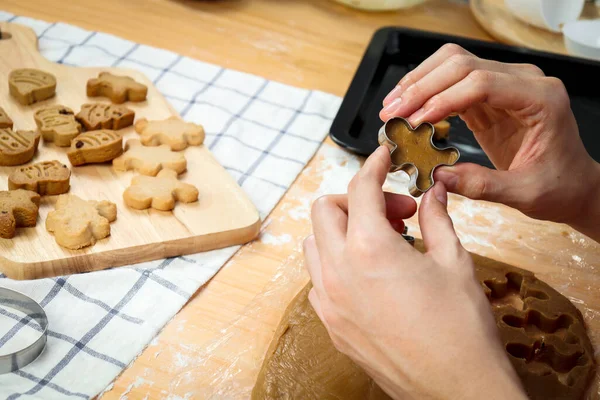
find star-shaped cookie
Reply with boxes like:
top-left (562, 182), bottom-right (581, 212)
top-left (123, 169), bottom-right (199, 211)
top-left (46, 194), bottom-right (117, 250)
top-left (0, 189), bottom-right (40, 239)
top-left (112, 139), bottom-right (187, 176)
top-left (134, 117), bottom-right (205, 151)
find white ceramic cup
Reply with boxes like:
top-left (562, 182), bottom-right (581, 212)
top-left (504, 0), bottom-right (585, 33)
top-left (563, 20), bottom-right (600, 61)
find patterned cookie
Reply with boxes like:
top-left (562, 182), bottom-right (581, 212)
top-left (9, 68), bottom-right (57, 105)
top-left (123, 169), bottom-right (198, 211)
top-left (87, 72), bottom-right (148, 104)
top-left (113, 139), bottom-right (187, 176)
top-left (34, 105), bottom-right (82, 147)
top-left (67, 130), bottom-right (123, 166)
top-left (0, 128), bottom-right (41, 166)
top-left (46, 194), bottom-right (117, 250)
top-left (76, 103), bottom-right (135, 131)
top-left (0, 189), bottom-right (40, 239)
top-left (0, 107), bottom-right (13, 129)
top-left (134, 117), bottom-right (205, 151)
top-left (8, 160), bottom-right (71, 196)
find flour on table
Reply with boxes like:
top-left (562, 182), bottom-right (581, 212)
top-left (260, 233), bottom-right (292, 246)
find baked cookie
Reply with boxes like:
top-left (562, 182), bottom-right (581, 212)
top-left (0, 128), bottom-right (41, 166)
top-left (46, 194), bottom-right (117, 250)
top-left (123, 169), bottom-right (198, 211)
top-left (87, 72), bottom-right (148, 104)
top-left (134, 117), bottom-right (205, 151)
top-left (9, 68), bottom-right (57, 105)
top-left (0, 107), bottom-right (13, 129)
top-left (0, 189), bottom-right (40, 239)
top-left (76, 103), bottom-right (135, 131)
top-left (8, 160), bottom-right (71, 196)
top-left (34, 105), bottom-right (82, 147)
top-left (113, 139), bottom-right (187, 176)
top-left (67, 130), bottom-right (123, 166)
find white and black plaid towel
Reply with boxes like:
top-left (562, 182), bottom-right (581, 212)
top-left (0, 13), bottom-right (342, 399)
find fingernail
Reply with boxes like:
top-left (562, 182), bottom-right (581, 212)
top-left (434, 168), bottom-right (459, 191)
top-left (381, 97), bottom-right (403, 117)
top-left (410, 107), bottom-right (428, 125)
top-left (433, 181), bottom-right (447, 206)
top-left (383, 85), bottom-right (402, 106)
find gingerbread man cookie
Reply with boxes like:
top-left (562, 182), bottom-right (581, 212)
top-left (9, 68), bottom-right (57, 105)
top-left (46, 194), bottom-right (117, 250)
top-left (134, 117), bottom-right (205, 151)
top-left (76, 103), bottom-right (135, 131)
top-left (0, 107), bottom-right (13, 129)
top-left (9, 160), bottom-right (71, 196)
top-left (113, 139), bottom-right (187, 176)
top-left (0, 128), bottom-right (41, 166)
top-left (34, 105), bottom-right (82, 147)
top-left (0, 189), bottom-right (40, 239)
top-left (123, 169), bottom-right (198, 211)
top-left (87, 72), bottom-right (148, 104)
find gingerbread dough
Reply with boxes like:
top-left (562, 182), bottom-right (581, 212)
top-left (253, 240), bottom-right (596, 400)
top-left (113, 139), bottom-right (187, 176)
top-left (46, 194), bottom-right (117, 250)
top-left (123, 169), bottom-right (198, 211)
top-left (134, 117), bottom-right (205, 151)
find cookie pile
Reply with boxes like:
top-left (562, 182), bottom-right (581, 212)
top-left (1, 68), bottom-right (205, 250)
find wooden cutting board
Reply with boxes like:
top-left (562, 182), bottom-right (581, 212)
top-left (0, 22), bottom-right (261, 280)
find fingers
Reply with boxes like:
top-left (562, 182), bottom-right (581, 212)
top-left (380, 55), bottom-right (544, 122)
top-left (347, 146), bottom-right (392, 232)
top-left (405, 71), bottom-right (541, 127)
top-left (433, 163), bottom-right (522, 206)
top-left (418, 182), bottom-right (465, 266)
top-left (304, 235), bottom-right (324, 294)
top-left (311, 194), bottom-right (349, 266)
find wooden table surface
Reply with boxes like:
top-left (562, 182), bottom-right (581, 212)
top-left (7, 1), bottom-right (596, 399)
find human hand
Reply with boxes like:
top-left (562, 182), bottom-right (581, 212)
top-left (380, 44), bottom-right (600, 239)
top-left (304, 146), bottom-right (527, 400)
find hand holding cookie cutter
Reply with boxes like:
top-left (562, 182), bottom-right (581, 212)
top-left (0, 288), bottom-right (48, 374)
top-left (378, 117), bottom-right (460, 197)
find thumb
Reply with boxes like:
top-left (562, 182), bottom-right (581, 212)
top-left (418, 182), bottom-right (464, 266)
top-left (434, 163), bottom-right (520, 205)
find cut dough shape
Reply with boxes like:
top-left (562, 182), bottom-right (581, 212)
top-left (0, 189), bottom-right (40, 239)
top-left (87, 72), bottom-right (147, 104)
top-left (9, 160), bottom-right (71, 195)
top-left (46, 194), bottom-right (117, 250)
top-left (34, 105), bottom-right (82, 147)
top-left (67, 130), bottom-right (123, 166)
top-left (123, 169), bottom-right (198, 211)
top-left (113, 139), bottom-right (187, 176)
top-left (253, 240), bottom-right (596, 400)
top-left (76, 103), bottom-right (135, 131)
top-left (9, 68), bottom-right (57, 105)
top-left (134, 117), bottom-right (205, 151)
top-left (0, 128), bottom-right (41, 166)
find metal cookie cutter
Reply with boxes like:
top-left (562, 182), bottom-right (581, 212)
top-left (0, 288), bottom-right (48, 374)
top-left (401, 226), bottom-right (415, 247)
top-left (378, 117), bottom-right (460, 197)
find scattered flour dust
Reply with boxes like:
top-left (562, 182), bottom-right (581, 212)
top-left (119, 377), bottom-right (153, 400)
top-left (260, 232), bottom-right (292, 246)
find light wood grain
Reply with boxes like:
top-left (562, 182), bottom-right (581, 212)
top-left (471, 0), bottom-right (600, 55)
top-left (0, 22), bottom-right (260, 279)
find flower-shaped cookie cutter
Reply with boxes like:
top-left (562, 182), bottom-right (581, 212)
top-left (378, 117), bottom-right (460, 197)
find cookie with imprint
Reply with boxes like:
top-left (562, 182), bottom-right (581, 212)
top-left (67, 130), bottom-right (123, 166)
top-left (0, 107), bottom-right (13, 129)
top-left (123, 169), bottom-right (198, 211)
top-left (0, 128), bottom-right (41, 166)
top-left (34, 105), bottom-right (82, 147)
top-left (87, 72), bottom-right (148, 104)
top-left (0, 189), bottom-right (40, 239)
top-left (9, 68), bottom-right (57, 105)
top-left (76, 103), bottom-right (135, 131)
top-left (113, 139), bottom-right (187, 176)
top-left (134, 117), bottom-right (205, 151)
top-left (9, 160), bottom-right (71, 196)
top-left (46, 194), bottom-right (117, 249)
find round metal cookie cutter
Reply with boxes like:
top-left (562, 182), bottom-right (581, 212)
top-left (0, 287), bottom-right (48, 374)
top-left (378, 117), bottom-right (460, 197)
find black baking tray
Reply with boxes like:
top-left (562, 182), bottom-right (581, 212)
top-left (330, 27), bottom-right (600, 168)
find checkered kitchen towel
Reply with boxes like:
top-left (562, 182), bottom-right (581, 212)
top-left (0, 13), bottom-right (342, 399)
